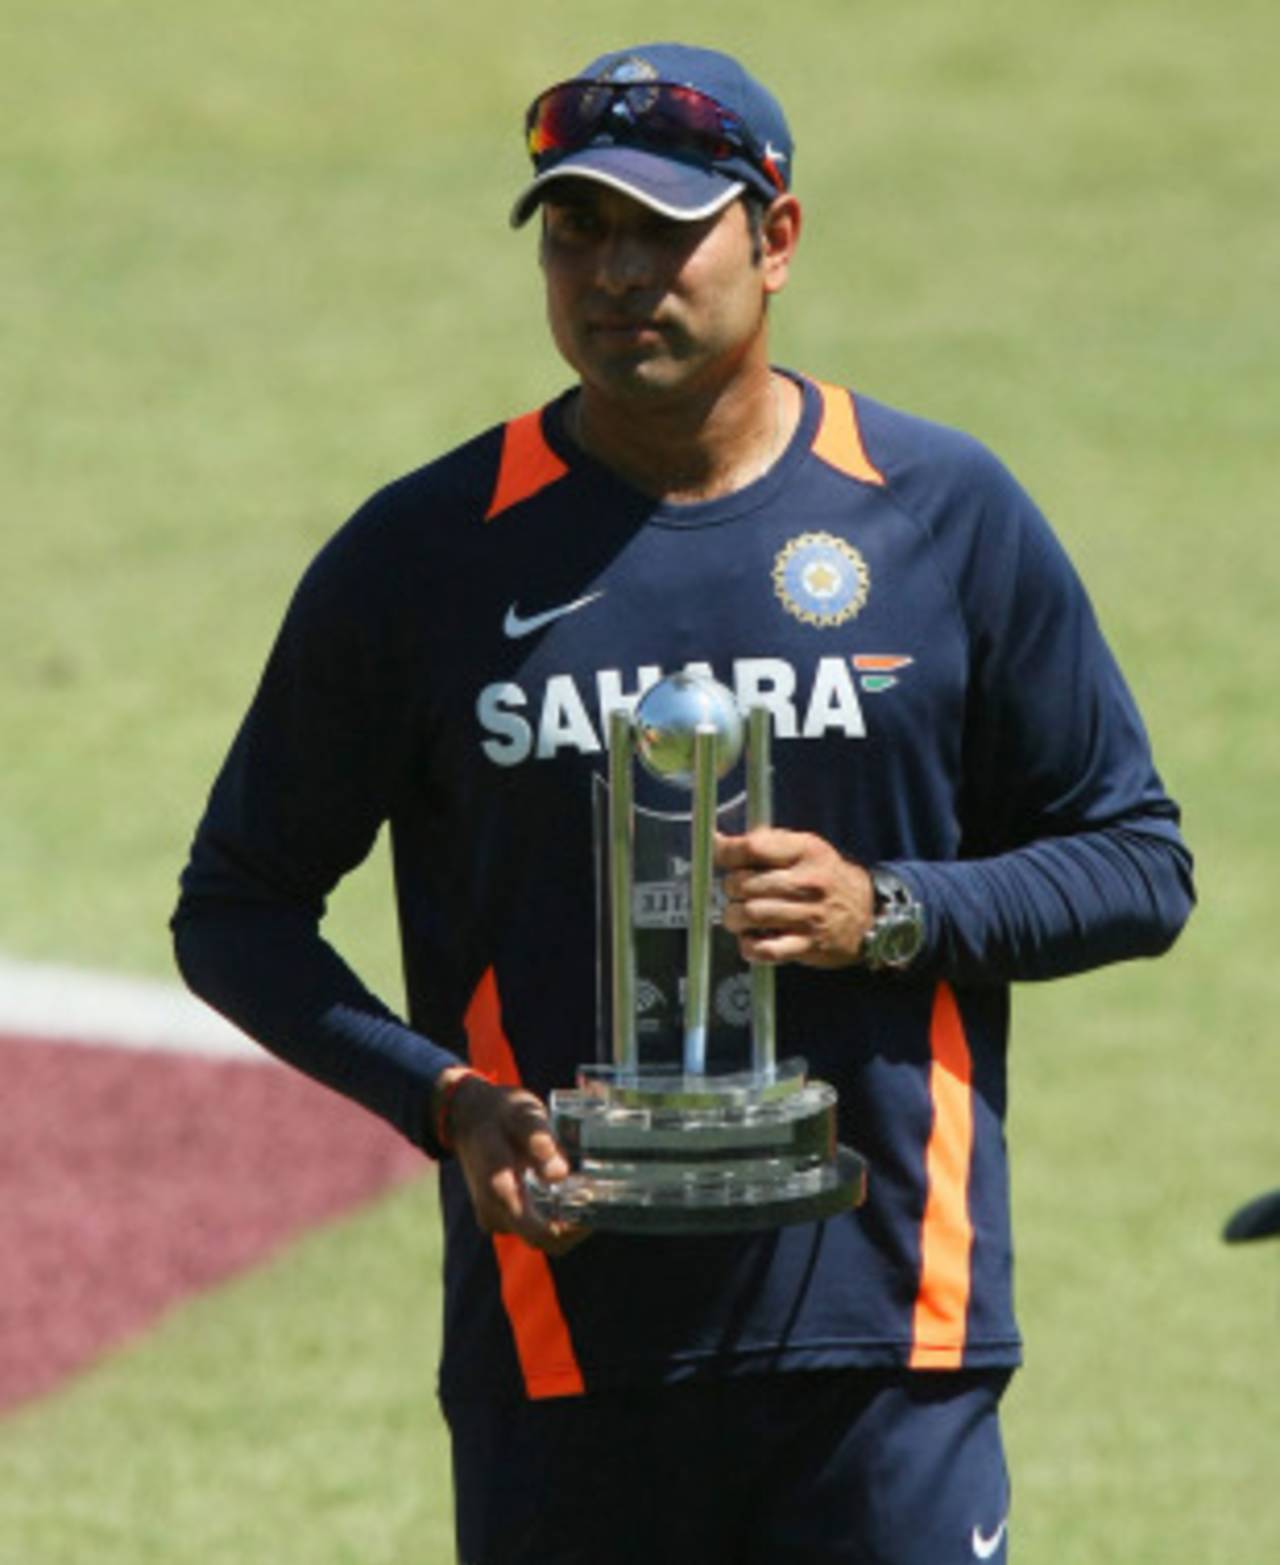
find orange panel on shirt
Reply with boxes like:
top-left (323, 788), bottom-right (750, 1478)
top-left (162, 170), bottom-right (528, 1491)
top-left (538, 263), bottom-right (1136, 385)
top-left (484, 409), bottom-right (570, 521)
top-left (909, 980), bottom-right (975, 1369)
top-left (811, 381), bottom-right (887, 487)
top-left (464, 969), bottom-right (586, 1399)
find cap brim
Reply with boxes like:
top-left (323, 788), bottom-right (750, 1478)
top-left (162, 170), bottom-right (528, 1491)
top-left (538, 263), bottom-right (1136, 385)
top-left (511, 145), bottom-right (745, 228)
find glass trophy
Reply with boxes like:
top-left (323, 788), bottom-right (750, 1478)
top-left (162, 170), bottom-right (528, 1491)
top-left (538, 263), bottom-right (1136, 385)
top-left (527, 671), bottom-right (867, 1234)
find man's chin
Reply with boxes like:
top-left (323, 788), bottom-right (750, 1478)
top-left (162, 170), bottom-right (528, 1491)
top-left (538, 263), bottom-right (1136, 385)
top-left (583, 354), bottom-right (696, 403)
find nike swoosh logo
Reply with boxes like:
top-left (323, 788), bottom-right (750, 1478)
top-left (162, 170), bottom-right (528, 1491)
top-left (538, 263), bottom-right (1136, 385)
top-left (502, 590), bottom-right (605, 639)
top-left (972, 1519), bottom-right (1008, 1559)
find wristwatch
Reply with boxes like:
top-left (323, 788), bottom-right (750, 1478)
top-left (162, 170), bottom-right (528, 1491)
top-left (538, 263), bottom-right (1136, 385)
top-left (859, 869), bottom-right (925, 972)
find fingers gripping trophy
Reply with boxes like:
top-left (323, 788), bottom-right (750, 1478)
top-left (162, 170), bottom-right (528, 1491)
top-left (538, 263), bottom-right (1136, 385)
top-left (527, 671), bottom-right (867, 1234)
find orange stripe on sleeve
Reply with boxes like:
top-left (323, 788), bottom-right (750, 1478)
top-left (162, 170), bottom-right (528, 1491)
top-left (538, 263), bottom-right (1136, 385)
top-left (484, 409), bottom-right (570, 522)
top-left (811, 382), bottom-right (887, 487)
top-left (909, 981), bottom-right (975, 1369)
top-left (464, 969), bottom-right (586, 1399)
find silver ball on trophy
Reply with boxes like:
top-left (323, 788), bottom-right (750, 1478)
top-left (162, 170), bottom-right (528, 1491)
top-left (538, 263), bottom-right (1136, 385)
top-left (634, 672), bottom-right (745, 789)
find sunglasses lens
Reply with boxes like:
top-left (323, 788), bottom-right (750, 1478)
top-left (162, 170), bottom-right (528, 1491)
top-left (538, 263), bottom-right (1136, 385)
top-left (645, 86), bottom-right (730, 156)
top-left (528, 82), bottom-right (750, 170)
top-left (528, 85), bottom-right (595, 156)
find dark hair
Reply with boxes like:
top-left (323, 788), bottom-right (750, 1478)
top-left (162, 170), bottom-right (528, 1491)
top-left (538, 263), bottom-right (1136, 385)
top-left (741, 191), bottom-right (769, 265)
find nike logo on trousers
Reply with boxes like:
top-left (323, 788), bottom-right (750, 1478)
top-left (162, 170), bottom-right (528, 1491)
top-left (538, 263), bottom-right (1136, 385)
top-left (972, 1518), bottom-right (1008, 1559)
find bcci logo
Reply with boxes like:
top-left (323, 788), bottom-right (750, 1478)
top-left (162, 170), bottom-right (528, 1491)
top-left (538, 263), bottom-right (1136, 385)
top-left (773, 533), bottom-right (870, 628)
top-left (582, 55), bottom-right (661, 121)
top-left (601, 56), bottom-right (659, 85)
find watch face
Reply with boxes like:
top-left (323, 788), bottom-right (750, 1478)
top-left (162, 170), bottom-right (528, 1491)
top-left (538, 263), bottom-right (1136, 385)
top-left (864, 872), bottom-right (924, 971)
top-left (868, 911), bottom-right (923, 970)
top-left (881, 916), bottom-right (922, 965)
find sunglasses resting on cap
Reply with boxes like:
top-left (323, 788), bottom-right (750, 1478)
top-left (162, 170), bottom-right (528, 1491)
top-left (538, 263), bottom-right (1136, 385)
top-left (510, 43), bottom-right (793, 228)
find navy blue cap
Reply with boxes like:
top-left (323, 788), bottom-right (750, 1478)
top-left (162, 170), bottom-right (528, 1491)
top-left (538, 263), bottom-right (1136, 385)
top-left (511, 43), bottom-right (793, 228)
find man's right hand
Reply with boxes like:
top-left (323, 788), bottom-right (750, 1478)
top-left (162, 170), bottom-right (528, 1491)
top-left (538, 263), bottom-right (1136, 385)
top-left (432, 1068), bottom-right (584, 1256)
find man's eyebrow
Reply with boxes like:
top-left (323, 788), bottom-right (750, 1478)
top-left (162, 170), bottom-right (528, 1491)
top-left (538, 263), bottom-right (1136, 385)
top-left (540, 177), bottom-right (601, 206)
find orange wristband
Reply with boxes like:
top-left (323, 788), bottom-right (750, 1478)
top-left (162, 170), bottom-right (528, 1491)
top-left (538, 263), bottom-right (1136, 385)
top-left (434, 1068), bottom-right (493, 1152)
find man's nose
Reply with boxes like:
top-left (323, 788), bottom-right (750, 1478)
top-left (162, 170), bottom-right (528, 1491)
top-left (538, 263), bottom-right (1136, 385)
top-left (594, 230), bottom-right (654, 294)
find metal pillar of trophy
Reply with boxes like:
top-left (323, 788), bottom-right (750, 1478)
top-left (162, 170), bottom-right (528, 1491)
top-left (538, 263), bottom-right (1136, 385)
top-left (527, 671), bottom-right (867, 1235)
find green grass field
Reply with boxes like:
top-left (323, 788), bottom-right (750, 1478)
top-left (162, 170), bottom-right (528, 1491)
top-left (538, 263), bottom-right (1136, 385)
top-left (3, 0), bottom-right (1278, 1559)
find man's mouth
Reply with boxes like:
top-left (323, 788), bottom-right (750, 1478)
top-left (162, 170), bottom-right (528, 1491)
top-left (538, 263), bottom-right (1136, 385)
top-left (589, 317), bottom-right (664, 342)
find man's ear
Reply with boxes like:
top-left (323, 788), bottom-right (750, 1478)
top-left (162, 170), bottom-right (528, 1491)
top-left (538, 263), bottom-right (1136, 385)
top-left (762, 195), bottom-right (802, 296)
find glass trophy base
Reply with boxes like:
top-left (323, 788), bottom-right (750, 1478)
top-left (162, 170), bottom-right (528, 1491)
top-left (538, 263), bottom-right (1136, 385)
top-left (527, 1059), bottom-right (867, 1235)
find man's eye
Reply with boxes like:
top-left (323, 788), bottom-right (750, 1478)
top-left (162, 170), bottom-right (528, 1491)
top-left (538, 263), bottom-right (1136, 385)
top-left (650, 220), bottom-right (690, 247)
top-left (549, 209), bottom-right (599, 238)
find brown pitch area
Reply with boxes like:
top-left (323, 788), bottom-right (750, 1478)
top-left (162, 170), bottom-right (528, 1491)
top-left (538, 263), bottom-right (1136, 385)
top-left (0, 1035), bottom-right (426, 1412)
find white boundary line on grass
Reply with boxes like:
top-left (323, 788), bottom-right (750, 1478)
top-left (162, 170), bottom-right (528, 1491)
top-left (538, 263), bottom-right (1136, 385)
top-left (0, 952), bottom-right (268, 1061)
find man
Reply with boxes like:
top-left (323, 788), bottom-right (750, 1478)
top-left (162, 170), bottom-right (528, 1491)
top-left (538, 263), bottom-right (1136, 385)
top-left (173, 42), bottom-right (1195, 1564)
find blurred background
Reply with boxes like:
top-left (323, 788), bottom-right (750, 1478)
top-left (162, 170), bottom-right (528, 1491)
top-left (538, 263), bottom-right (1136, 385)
top-left (2, 0), bottom-right (1276, 1559)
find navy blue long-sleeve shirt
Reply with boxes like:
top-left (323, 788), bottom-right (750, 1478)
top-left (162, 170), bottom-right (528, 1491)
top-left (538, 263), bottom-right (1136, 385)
top-left (173, 376), bottom-right (1193, 1401)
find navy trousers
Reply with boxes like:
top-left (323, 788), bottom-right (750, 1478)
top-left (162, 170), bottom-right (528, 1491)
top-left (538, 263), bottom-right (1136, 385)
top-left (447, 1368), bottom-right (1012, 1564)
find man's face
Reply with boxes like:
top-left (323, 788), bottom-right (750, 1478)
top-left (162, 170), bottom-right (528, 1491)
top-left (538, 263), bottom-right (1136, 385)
top-left (539, 181), bottom-right (786, 406)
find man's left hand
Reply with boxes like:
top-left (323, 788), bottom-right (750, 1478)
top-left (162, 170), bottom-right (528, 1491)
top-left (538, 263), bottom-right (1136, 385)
top-left (716, 827), bottom-right (873, 968)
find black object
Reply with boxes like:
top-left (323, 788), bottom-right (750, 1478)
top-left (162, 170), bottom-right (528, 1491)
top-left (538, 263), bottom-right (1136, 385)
top-left (1223, 1188), bottom-right (1280, 1243)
